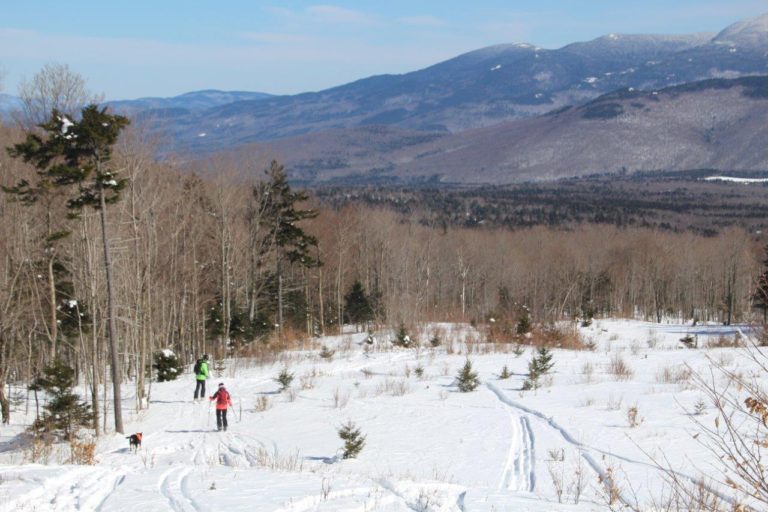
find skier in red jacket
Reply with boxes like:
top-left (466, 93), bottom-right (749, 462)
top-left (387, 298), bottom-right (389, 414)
top-left (210, 383), bottom-right (233, 431)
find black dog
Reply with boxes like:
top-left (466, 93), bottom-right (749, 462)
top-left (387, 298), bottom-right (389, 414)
top-left (126, 432), bottom-right (142, 452)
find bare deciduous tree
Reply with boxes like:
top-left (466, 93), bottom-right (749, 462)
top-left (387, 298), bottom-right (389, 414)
top-left (15, 63), bottom-right (98, 130)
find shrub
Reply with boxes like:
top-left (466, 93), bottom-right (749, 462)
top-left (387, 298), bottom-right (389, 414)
top-left (498, 365), bottom-right (512, 380)
top-left (338, 420), bottom-right (366, 459)
top-left (69, 437), bottom-right (97, 465)
top-left (456, 359), bottom-right (480, 392)
top-left (626, 406), bottom-right (643, 428)
top-left (152, 349), bottom-right (184, 382)
top-left (608, 355), bottom-right (634, 380)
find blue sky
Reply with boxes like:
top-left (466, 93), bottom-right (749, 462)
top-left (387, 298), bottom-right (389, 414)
top-left (1, 1), bottom-right (766, 99)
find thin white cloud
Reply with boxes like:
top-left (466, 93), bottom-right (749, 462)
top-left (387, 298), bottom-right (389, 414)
top-left (262, 6), bottom-right (295, 18)
top-left (306, 5), bottom-right (375, 25)
top-left (398, 16), bottom-right (449, 28)
top-left (238, 32), bottom-right (308, 44)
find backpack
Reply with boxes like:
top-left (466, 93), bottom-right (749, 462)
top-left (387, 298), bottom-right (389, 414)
top-left (193, 359), bottom-right (202, 375)
top-left (215, 389), bottom-right (230, 407)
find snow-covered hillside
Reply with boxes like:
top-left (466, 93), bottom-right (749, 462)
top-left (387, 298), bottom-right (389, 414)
top-left (0, 320), bottom-right (759, 511)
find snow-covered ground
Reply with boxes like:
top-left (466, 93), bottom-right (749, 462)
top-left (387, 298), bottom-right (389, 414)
top-left (0, 319), bottom-right (759, 511)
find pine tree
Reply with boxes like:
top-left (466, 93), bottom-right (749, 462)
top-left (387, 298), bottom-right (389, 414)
top-left (344, 280), bottom-right (373, 329)
top-left (393, 322), bottom-right (412, 347)
top-left (522, 347), bottom-right (554, 390)
top-left (5, 111), bottom-right (87, 359)
top-left (275, 367), bottom-right (294, 391)
top-left (152, 350), bottom-right (184, 382)
top-left (498, 365), bottom-right (512, 380)
top-left (516, 305), bottom-right (532, 335)
top-left (10, 106), bottom-right (130, 433)
top-left (338, 420), bottom-right (366, 459)
top-left (456, 359), bottom-right (480, 392)
top-left (256, 161), bottom-right (320, 332)
top-left (30, 360), bottom-right (93, 440)
top-left (754, 244), bottom-right (768, 323)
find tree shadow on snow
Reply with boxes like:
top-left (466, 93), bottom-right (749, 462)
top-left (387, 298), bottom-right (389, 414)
top-left (165, 429), bottom-right (213, 434)
top-left (150, 399), bottom-right (191, 404)
top-left (305, 455), bottom-right (339, 464)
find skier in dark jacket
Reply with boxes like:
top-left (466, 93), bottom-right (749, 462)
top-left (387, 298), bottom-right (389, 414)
top-left (210, 383), bottom-right (233, 431)
top-left (193, 354), bottom-right (210, 401)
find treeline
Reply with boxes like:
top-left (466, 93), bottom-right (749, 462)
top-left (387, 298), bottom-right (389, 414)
top-left (313, 177), bottom-right (768, 236)
top-left (0, 119), bottom-right (763, 432)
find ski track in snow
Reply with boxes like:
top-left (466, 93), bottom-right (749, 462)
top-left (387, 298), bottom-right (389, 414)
top-left (498, 410), bottom-right (535, 492)
top-left (0, 467), bottom-right (120, 512)
top-left (159, 466), bottom-right (200, 512)
top-left (486, 382), bottom-right (635, 505)
top-left (485, 382), bottom-right (734, 508)
top-left (273, 486), bottom-right (401, 512)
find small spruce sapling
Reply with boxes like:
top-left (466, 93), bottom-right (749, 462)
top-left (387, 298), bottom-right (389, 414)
top-left (680, 334), bottom-right (697, 349)
top-left (275, 367), bottom-right (294, 391)
top-left (516, 306), bottom-right (532, 335)
top-left (393, 322), bottom-right (411, 347)
top-left (338, 420), bottom-right (366, 459)
top-left (498, 365), bottom-right (512, 380)
top-left (30, 360), bottom-right (93, 439)
top-left (456, 359), bottom-right (480, 392)
top-left (152, 350), bottom-right (183, 382)
top-left (319, 346), bottom-right (335, 360)
top-left (522, 347), bottom-right (554, 390)
top-left (429, 334), bottom-right (441, 347)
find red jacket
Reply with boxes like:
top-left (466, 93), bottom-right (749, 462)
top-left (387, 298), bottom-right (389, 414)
top-left (210, 388), bottom-right (233, 410)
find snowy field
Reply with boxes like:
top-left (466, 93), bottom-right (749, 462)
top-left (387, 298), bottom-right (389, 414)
top-left (0, 319), bottom-right (759, 511)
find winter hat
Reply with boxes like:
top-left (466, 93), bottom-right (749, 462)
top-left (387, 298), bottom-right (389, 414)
top-left (203, 354), bottom-right (209, 360)
top-left (218, 382), bottom-right (225, 388)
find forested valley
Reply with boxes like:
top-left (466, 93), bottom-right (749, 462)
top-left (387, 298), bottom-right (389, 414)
top-left (0, 112), bottom-right (764, 434)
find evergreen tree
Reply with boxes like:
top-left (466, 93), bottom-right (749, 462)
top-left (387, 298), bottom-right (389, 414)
top-left (9, 105), bottom-right (129, 433)
top-left (344, 280), bottom-right (373, 329)
top-left (30, 360), bottom-right (93, 439)
top-left (6, 114), bottom-right (81, 358)
top-left (393, 322), bottom-right (412, 347)
top-left (152, 350), bottom-right (184, 382)
top-left (274, 367), bottom-right (294, 391)
top-left (522, 347), bottom-right (554, 390)
top-left (516, 305), bottom-right (532, 335)
top-left (754, 244), bottom-right (768, 323)
top-left (338, 420), bottom-right (366, 459)
top-left (456, 359), bottom-right (480, 392)
top-left (257, 161), bottom-right (320, 332)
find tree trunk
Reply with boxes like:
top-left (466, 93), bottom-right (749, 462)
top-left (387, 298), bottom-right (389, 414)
top-left (277, 254), bottom-right (284, 333)
top-left (99, 190), bottom-right (124, 434)
top-left (47, 255), bottom-right (58, 360)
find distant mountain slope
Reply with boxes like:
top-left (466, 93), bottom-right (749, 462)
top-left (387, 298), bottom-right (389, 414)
top-left (245, 76), bottom-right (768, 184)
top-left (155, 13), bottom-right (768, 155)
top-left (107, 89), bottom-right (273, 118)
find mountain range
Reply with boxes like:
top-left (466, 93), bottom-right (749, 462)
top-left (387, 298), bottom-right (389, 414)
top-left (4, 13), bottom-right (768, 184)
top-left (238, 76), bottom-right (768, 184)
